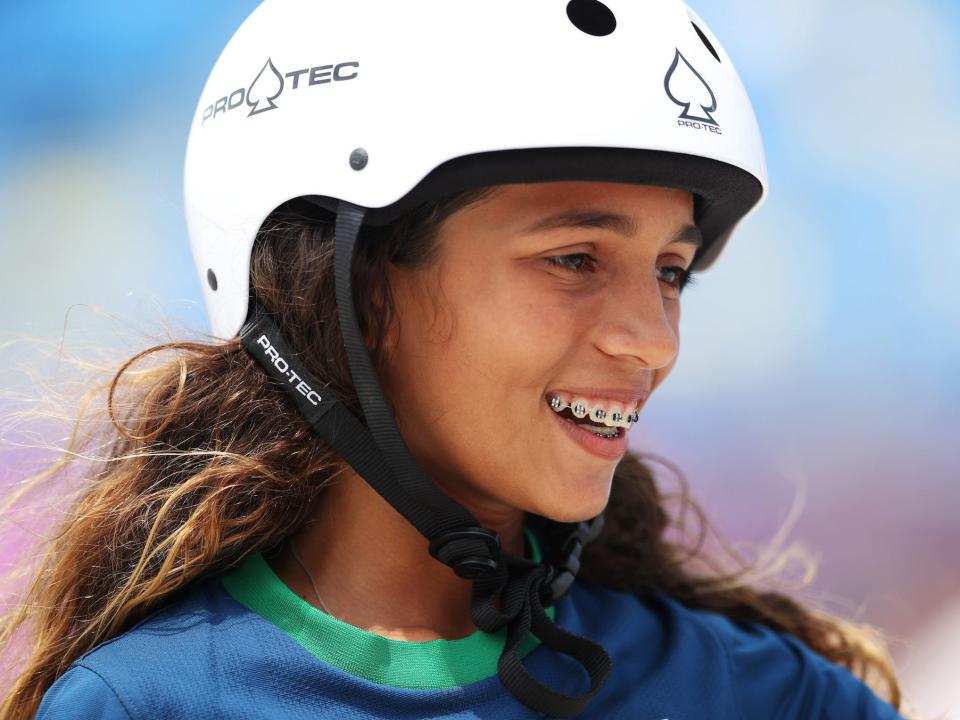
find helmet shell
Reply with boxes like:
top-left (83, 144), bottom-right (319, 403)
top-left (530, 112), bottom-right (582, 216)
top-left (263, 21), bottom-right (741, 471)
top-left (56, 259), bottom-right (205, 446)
top-left (184, 0), bottom-right (768, 339)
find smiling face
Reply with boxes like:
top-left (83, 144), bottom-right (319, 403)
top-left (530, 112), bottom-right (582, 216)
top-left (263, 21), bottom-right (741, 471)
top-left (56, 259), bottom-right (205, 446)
top-left (380, 181), bottom-right (698, 524)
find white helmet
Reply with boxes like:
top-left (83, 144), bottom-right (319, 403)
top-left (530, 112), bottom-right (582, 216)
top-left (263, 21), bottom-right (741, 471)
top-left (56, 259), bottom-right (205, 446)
top-left (185, 0), bottom-right (766, 341)
top-left (183, 2), bottom-right (767, 716)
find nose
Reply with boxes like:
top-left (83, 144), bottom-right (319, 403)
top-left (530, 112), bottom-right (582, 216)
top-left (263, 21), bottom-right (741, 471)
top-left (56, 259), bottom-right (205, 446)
top-left (592, 270), bottom-right (679, 370)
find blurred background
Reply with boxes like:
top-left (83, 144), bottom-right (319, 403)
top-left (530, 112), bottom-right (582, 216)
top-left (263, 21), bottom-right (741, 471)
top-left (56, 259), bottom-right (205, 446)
top-left (1, 1), bottom-right (957, 716)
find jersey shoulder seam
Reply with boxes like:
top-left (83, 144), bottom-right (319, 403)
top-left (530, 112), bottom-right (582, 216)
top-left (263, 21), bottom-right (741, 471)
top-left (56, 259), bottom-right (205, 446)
top-left (75, 661), bottom-right (136, 719)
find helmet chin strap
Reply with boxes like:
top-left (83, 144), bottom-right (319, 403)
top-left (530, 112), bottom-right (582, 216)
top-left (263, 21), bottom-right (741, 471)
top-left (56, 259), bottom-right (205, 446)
top-left (239, 199), bottom-right (610, 718)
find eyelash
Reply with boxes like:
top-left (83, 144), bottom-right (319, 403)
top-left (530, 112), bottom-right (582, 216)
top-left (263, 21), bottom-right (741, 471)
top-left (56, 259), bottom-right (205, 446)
top-left (544, 253), bottom-right (699, 292)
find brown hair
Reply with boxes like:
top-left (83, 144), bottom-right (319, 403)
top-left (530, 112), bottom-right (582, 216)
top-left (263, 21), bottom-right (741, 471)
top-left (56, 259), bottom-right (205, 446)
top-left (0, 189), bottom-right (907, 718)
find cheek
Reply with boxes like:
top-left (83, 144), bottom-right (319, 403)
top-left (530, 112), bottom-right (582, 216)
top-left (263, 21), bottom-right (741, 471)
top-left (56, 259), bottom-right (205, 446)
top-left (455, 270), bottom-right (588, 389)
top-left (472, 293), bottom-right (573, 353)
top-left (384, 270), bottom-right (583, 492)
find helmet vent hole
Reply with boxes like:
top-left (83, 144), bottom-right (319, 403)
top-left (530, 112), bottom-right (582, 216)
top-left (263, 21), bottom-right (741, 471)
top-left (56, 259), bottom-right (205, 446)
top-left (691, 21), bottom-right (721, 63)
top-left (207, 269), bottom-right (218, 291)
top-left (566, 0), bottom-right (617, 37)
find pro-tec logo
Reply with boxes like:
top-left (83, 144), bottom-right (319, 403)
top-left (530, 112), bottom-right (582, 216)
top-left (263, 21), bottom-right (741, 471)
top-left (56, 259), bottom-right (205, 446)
top-left (255, 334), bottom-right (323, 407)
top-left (202, 57), bottom-right (359, 126)
top-left (664, 49), bottom-right (722, 136)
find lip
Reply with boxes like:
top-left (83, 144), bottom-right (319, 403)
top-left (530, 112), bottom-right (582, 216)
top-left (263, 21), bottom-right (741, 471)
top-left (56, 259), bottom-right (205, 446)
top-left (549, 406), bottom-right (630, 461)
top-left (545, 387), bottom-right (651, 408)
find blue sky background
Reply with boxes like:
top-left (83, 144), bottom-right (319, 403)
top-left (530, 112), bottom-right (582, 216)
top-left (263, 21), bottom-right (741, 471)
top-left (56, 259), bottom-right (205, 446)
top-left (1, 1), bottom-right (958, 714)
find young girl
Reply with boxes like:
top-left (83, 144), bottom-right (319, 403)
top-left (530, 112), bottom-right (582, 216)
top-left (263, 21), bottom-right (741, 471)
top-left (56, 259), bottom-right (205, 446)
top-left (2, 1), bottom-right (909, 718)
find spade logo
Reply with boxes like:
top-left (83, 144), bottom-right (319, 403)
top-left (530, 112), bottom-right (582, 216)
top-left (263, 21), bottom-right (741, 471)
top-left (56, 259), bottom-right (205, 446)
top-left (246, 57), bottom-right (285, 116)
top-left (664, 49), bottom-right (718, 127)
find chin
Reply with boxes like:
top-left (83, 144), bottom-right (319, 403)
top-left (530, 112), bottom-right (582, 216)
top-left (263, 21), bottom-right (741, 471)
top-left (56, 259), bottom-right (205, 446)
top-left (529, 482), bottom-right (613, 524)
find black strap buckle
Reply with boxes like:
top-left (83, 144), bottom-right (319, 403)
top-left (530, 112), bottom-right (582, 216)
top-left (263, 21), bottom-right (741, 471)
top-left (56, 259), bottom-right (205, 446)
top-left (428, 526), bottom-right (502, 580)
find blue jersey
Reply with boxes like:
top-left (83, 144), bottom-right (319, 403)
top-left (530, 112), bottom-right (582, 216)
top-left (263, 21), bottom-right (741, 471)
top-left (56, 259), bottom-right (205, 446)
top-left (36, 540), bottom-right (904, 719)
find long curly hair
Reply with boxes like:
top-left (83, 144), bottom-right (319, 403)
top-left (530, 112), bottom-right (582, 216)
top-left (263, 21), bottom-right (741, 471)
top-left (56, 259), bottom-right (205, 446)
top-left (0, 189), bottom-right (907, 718)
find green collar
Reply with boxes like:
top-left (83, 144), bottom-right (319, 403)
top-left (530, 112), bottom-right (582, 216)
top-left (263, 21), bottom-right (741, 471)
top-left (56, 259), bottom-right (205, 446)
top-left (220, 527), bottom-right (555, 688)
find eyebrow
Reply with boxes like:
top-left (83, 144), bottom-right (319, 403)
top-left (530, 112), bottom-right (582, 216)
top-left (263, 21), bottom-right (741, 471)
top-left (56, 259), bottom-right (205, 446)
top-left (520, 209), bottom-right (703, 249)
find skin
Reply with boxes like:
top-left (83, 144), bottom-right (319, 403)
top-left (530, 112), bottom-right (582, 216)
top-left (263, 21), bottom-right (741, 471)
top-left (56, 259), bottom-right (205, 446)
top-left (268, 181), bottom-right (697, 641)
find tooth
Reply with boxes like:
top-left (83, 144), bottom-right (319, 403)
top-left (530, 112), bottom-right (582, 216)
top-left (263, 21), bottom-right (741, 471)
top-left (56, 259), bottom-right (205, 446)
top-left (604, 404), bottom-right (626, 427)
top-left (563, 397), bottom-right (639, 427)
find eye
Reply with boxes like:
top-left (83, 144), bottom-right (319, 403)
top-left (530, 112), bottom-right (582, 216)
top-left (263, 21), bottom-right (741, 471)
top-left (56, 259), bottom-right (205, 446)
top-left (545, 254), bottom-right (699, 293)
top-left (658, 265), bottom-right (699, 292)
top-left (544, 253), bottom-right (597, 274)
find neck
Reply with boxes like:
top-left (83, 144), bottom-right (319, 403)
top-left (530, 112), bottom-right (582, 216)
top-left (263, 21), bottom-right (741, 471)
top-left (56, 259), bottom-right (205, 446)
top-left (268, 467), bottom-right (525, 641)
